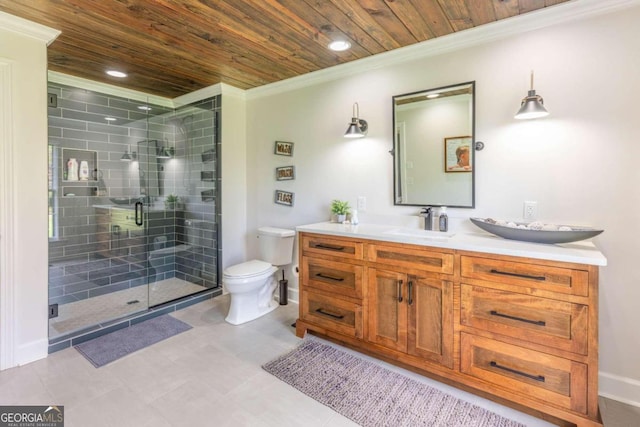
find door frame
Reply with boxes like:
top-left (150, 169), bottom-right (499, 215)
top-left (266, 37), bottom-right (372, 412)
top-left (0, 60), bottom-right (16, 370)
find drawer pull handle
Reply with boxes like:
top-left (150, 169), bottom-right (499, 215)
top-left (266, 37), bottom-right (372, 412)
top-left (315, 308), bottom-right (344, 319)
top-left (315, 273), bottom-right (344, 282)
top-left (397, 279), bottom-right (404, 303)
top-left (490, 310), bottom-right (546, 326)
top-left (489, 269), bottom-right (546, 281)
top-left (314, 244), bottom-right (346, 252)
top-left (490, 361), bottom-right (545, 382)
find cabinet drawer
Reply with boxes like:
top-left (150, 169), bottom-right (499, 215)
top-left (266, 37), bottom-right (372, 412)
top-left (302, 257), bottom-right (363, 299)
top-left (461, 285), bottom-right (588, 354)
top-left (367, 244), bottom-right (454, 275)
top-left (302, 234), bottom-right (363, 260)
top-left (301, 290), bottom-right (362, 338)
top-left (460, 256), bottom-right (588, 296)
top-left (461, 333), bottom-right (588, 414)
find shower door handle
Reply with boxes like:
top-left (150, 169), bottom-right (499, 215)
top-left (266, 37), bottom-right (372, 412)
top-left (134, 201), bottom-right (144, 226)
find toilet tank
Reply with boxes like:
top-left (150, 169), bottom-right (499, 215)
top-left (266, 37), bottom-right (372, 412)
top-left (257, 227), bottom-right (295, 266)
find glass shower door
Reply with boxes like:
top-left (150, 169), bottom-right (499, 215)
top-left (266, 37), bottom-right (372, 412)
top-left (47, 85), bottom-right (158, 340)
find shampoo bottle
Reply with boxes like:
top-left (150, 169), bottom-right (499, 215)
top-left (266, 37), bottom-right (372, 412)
top-left (79, 160), bottom-right (90, 180)
top-left (439, 206), bottom-right (448, 232)
top-left (67, 158), bottom-right (78, 181)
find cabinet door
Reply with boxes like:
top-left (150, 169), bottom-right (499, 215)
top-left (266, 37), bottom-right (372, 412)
top-left (408, 276), bottom-right (454, 368)
top-left (367, 268), bottom-right (407, 352)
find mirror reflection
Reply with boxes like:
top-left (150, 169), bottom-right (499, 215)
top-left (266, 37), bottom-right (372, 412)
top-left (393, 82), bottom-right (475, 207)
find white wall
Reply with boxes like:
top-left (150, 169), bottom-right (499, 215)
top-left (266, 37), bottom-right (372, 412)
top-left (245, 5), bottom-right (640, 403)
top-left (0, 14), bottom-right (59, 368)
top-left (221, 90), bottom-right (248, 270)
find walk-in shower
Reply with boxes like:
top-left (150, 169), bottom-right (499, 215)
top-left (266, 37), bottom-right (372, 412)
top-left (47, 83), bottom-right (222, 345)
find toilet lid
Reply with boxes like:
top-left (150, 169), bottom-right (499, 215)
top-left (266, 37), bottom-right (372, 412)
top-left (224, 259), bottom-right (272, 278)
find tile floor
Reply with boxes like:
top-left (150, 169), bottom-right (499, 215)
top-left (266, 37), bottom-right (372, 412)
top-left (1, 295), bottom-right (637, 426)
top-left (49, 278), bottom-right (207, 337)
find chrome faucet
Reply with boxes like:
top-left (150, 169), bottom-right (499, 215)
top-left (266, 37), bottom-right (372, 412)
top-left (419, 207), bottom-right (433, 230)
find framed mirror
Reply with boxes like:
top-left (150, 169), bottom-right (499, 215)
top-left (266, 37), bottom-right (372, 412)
top-left (392, 81), bottom-right (475, 208)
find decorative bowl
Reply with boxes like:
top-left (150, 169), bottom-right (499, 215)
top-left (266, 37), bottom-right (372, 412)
top-left (470, 217), bottom-right (603, 244)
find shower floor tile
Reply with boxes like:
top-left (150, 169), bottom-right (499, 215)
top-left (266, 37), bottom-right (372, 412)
top-left (49, 278), bottom-right (206, 338)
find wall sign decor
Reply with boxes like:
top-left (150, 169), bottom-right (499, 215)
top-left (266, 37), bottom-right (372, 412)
top-left (444, 136), bottom-right (472, 172)
top-left (274, 140), bottom-right (294, 156)
top-left (276, 166), bottom-right (295, 181)
top-left (275, 190), bottom-right (294, 206)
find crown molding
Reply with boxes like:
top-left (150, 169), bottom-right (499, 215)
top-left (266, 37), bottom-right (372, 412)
top-left (172, 82), bottom-right (245, 107)
top-left (47, 71), bottom-right (174, 108)
top-left (48, 73), bottom-right (246, 109)
top-left (246, 0), bottom-right (640, 100)
top-left (0, 11), bottom-right (60, 45)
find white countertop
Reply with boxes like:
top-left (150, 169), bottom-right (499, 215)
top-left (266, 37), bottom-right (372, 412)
top-left (296, 221), bottom-right (607, 266)
top-left (93, 205), bottom-right (173, 212)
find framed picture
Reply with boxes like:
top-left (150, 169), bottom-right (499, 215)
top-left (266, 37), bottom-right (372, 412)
top-left (444, 136), bottom-right (472, 172)
top-left (275, 166), bottom-right (295, 181)
top-left (275, 190), bottom-right (294, 206)
top-left (274, 141), bottom-right (294, 156)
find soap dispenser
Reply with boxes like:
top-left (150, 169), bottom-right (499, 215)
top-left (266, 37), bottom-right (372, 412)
top-left (351, 209), bottom-right (359, 225)
top-left (439, 206), bottom-right (448, 232)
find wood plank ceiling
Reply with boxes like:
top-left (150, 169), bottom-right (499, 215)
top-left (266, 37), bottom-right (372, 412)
top-left (0, 0), bottom-right (570, 98)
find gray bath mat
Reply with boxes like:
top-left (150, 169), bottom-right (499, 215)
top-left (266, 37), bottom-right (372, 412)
top-left (263, 336), bottom-right (525, 427)
top-left (75, 315), bottom-right (192, 367)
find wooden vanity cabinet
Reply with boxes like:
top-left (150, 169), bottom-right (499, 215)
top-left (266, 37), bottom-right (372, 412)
top-left (296, 232), bottom-right (602, 427)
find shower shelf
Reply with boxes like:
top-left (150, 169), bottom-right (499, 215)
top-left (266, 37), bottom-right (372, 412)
top-left (201, 149), bottom-right (215, 163)
top-left (63, 186), bottom-right (98, 197)
top-left (62, 148), bottom-right (97, 181)
top-left (200, 171), bottom-right (215, 182)
top-left (201, 189), bottom-right (215, 202)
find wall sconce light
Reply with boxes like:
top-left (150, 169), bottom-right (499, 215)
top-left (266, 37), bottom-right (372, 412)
top-left (515, 71), bottom-right (549, 120)
top-left (157, 146), bottom-right (175, 159)
top-left (120, 146), bottom-right (137, 161)
top-left (344, 102), bottom-right (368, 138)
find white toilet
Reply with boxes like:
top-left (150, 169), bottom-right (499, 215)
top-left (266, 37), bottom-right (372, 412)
top-left (223, 227), bottom-right (295, 325)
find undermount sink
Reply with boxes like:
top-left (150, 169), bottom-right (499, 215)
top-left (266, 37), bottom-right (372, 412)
top-left (384, 228), bottom-right (455, 241)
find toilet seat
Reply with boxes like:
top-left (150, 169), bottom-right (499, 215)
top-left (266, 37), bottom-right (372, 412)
top-left (223, 259), bottom-right (273, 279)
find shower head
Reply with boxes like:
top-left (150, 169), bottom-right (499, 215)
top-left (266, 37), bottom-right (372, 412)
top-left (167, 115), bottom-right (193, 135)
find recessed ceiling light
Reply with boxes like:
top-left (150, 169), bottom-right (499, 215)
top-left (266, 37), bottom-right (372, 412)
top-left (138, 105), bottom-right (152, 111)
top-left (106, 70), bottom-right (127, 78)
top-left (427, 93), bottom-right (440, 99)
top-left (328, 40), bottom-right (351, 52)
top-left (105, 117), bottom-right (117, 122)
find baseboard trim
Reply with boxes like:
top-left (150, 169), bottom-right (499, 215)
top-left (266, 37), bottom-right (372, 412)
top-left (599, 371), bottom-right (640, 408)
top-left (287, 288), bottom-right (299, 305)
top-left (16, 339), bottom-right (48, 367)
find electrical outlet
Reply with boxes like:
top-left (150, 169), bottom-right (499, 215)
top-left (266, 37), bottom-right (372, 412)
top-left (357, 196), bottom-right (367, 212)
top-left (523, 201), bottom-right (538, 220)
